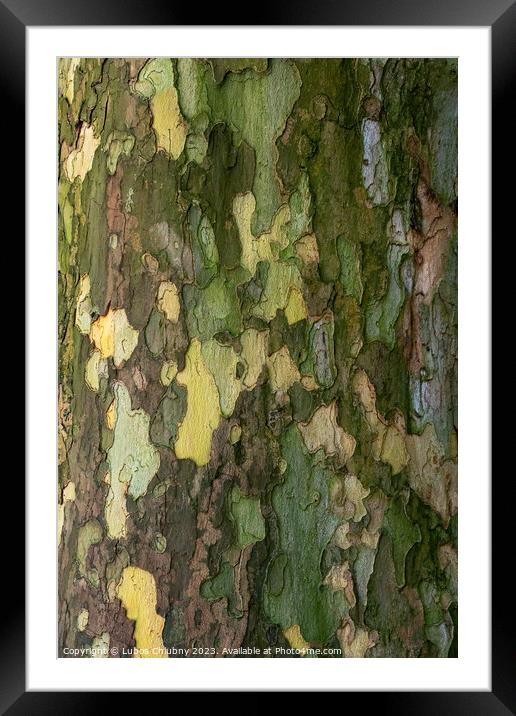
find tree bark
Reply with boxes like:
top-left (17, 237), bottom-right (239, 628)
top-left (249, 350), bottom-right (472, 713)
top-left (58, 58), bottom-right (458, 658)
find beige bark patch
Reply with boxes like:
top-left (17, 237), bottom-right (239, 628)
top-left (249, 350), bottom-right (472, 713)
top-left (141, 252), bottom-right (159, 274)
top-left (406, 423), bottom-right (457, 526)
top-left (240, 328), bottom-right (268, 389)
top-left (267, 346), bottom-right (300, 393)
top-left (352, 368), bottom-right (409, 475)
top-left (64, 124), bottom-right (100, 182)
top-left (295, 232), bottom-right (319, 265)
top-left (75, 274), bottom-right (92, 334)
top-left (333, 522), bottom-right (352, 550)
top-left (157, 281), bottom-right (180, 323)
top-left (323, 563), bottom-right (356, 607)
top-left (343, 474), bottom-right (370, 522)
top-left (85, 349), bottom-right (108, 392)
top-left (301, 375), bottom-right (319, 391)
top-left (338, 617), bottom-right (377, 658)
top-left (299, 402), bottom-right (356, 465)
top-left (59, 57), bottom-right (80, 105)
top-left (411, 178), bottom-right (455, 305)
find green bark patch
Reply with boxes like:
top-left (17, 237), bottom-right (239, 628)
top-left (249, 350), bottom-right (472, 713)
top-left (264, 424), bottom-right (347, 643)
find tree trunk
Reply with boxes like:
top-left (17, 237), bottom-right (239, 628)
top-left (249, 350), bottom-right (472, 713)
top-left (58, 58), bottom-right (458, 658)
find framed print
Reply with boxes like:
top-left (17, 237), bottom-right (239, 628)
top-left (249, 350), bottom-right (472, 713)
top-left (9, 0), bottom-right (506, 708)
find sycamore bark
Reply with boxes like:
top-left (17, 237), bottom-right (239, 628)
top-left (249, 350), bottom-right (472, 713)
top-left (58, 58), bottom-right (458, 658)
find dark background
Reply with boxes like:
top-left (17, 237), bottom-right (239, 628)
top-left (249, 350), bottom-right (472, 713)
top-left (3, 0), bottom-right (511, 710)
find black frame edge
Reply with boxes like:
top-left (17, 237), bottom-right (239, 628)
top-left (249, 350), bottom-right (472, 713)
top-left (1, 0), bottom-right (26, 714)
top-left (0, 0), bottom-right (515, 26)
top-left (492, 1), bottom-right (516, 714)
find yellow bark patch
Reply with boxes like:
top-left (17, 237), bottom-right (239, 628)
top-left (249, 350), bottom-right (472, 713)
top-left (284, 286), bottom-right (307, 325)
top-left (64, 124), bottom-right (100, 183)
top-left (267, 346), bottom-right (300, 393)
top-left (175, 339), bottom-right (221, 466)
top-left (284, 624), bottom-right (310, 655)
top-left (106, 401), bottom-right (116, 430)
top-left (299, 402), bottom-right (356, 465)
top-left (152, 87), bottom-right (187, 160)
top-left (90, 308), bottom-right (139, 368)
top-left (157, 281), bottom-right (180, 323)
top-left (90, 314), bottom-right (115, 360)
top-left (117, 566), bottom-right (166, 658)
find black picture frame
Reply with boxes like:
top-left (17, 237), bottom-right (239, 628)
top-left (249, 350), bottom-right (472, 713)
top-left (9, 0), bottom-right (506, 710)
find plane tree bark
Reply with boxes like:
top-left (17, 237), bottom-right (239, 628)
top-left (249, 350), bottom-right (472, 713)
top-left (58, 57), bottom-right (458, 658)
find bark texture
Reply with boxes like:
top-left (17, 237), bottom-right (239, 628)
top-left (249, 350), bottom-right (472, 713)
top-left (58, 58), bottom-right (458, 658)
